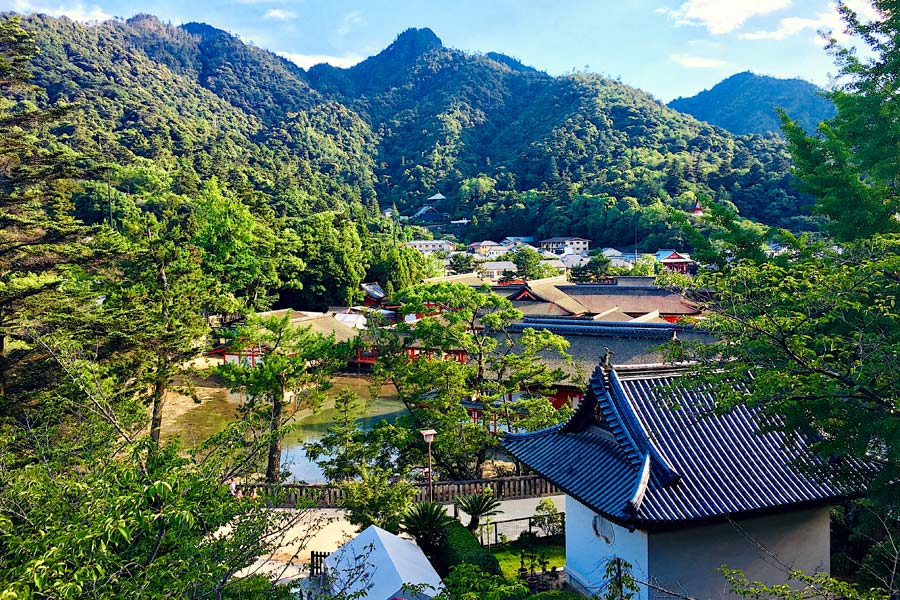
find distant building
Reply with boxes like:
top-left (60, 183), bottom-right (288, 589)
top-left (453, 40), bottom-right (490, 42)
top-left (427, 192), bottom-right (446, 202)
top-left (467, 240), bottom-right (502, 256)
top-left (411, 205), bottom-right (446, 224)
top-left (360, 282), bottom-right (387, 307)
top-left (538, 237), bottom-right (590, 255)
top-left (500, 236), bottom-right (536, 245)
top-left (406, 239), bottom-right (455, 255)
top-left (655, 249), bottom-right (696, 274)
top-left (480, 261), bottom-right (517, 280)
top-left (690, 199), bottom-right (705, 217)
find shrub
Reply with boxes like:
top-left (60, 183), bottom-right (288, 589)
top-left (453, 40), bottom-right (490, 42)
top-left (529, 592), bottom-right (584, 600)
top-left (441, 520), bottom-right (501, 575)
top-left (402, 501), bottom-right (454, 557)
top-left (531, 498), bottom-right (565, 537)
top-left (455, 486), bottom-right (502, 531)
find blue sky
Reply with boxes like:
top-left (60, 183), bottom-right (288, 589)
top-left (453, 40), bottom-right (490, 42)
top-left (2, 0), bottom-right (877, 101)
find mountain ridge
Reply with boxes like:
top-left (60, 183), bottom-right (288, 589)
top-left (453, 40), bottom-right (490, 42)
top-left (16, 13), bottom-right (815, 244)
top-left (668, 71), bottom-right (836, 135)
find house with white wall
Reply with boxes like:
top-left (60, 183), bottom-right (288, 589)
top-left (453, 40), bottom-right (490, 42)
top-left (406, 239), bottom-right (456, 255)
top-left (504, 363), bottom-right (862, 599)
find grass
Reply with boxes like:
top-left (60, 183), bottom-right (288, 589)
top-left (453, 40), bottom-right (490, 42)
top-left (489, 536), bottom-right (566, 580)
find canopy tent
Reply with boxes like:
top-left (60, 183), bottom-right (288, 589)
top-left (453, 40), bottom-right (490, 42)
top-left (323, 526), bottom-right (442, 600)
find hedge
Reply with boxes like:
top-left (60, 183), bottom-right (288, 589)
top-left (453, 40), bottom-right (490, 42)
top-left (441, 520), bottom-right (501, 575)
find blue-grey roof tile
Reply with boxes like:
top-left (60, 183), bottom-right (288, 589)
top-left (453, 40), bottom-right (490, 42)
top-left (503, 363), bottom-right (861, 529)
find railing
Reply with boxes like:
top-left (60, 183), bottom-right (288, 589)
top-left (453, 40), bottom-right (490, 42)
top-left (309, 550), bottom-right (329, 576)
top-left (242, 475), bottom-right (560, 509)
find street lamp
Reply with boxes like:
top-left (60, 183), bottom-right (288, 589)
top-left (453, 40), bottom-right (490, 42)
top-left (420, 429), bottom-right (437, 502)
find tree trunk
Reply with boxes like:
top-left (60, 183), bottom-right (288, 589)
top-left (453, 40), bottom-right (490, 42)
top-left (149, 370), bottom-right (167, 447)
top-left (266, 390), bottom-right (283, 483)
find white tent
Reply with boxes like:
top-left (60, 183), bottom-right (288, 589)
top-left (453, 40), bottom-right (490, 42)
top-left (323, 525), bottom-right (442, 600)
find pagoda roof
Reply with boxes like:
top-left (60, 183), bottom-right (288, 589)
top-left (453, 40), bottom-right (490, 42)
top-left (503, 364), bottom-right (866, 529)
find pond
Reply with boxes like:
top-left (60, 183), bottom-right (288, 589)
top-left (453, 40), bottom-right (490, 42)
top-left (166, 374), bottom-right (408, 483)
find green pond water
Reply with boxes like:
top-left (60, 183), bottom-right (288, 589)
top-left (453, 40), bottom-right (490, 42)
top-left (168, 375), bottom-right (408, 482)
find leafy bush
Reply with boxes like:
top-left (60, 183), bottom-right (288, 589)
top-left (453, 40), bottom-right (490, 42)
top-left (402, 501), bottom-right (454, 557)
top-left (529, 592), bottom-right (584, 600)
top-left (531, 498), bottom-right (565, 537)
top-left (441, 520), bottom-right (501, 575)
top-left (455, 486), bottom-right (502, 531)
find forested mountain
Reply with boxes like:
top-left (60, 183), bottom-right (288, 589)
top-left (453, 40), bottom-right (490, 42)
top-left (14, 14), bottom-right (815, 265)
top-left (668, 71), bottom-right (836, 136)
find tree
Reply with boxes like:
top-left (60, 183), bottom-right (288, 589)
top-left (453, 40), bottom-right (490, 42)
top-left (287, 211), bottom-right (367, 309)
top-left (666, 3), bottom-right (900, 593)
top-left (778, 2), bottom-right (900, 242)
top-left (101, 204), bottom-right (215, 447)
top-left (305, 390), bottom-right (406, 482)
top-left (507, 246), bottom-right (557, 281)
top-left (0, 17), bottom-right (85, 399)
top-left (629, 255), bottom-right (657, 276)
top-left (402, 501), bottom-right (455, 558)
top-left (337, 464), bottom-right (416, 533)
top-left (454, 488), bottom-right (501, 532)
top-left (216, 311), bottom-right (344, 483)
top-left (570, 253), bottom-right (612, 283)
top-left (192, 179), bottom-right (285, 312)
top-left (370, 283), bottom-right (574, 479)
top-left (448, 252), bottom-right (477, 275)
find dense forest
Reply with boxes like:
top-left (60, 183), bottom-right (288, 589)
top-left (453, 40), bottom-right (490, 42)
top-left (668, 71), bottom-right (837, 136)
top-left (14, 15), bottom-right (817, 257)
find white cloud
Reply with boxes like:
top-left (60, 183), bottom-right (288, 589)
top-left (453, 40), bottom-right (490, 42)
top-left (263, 8), bottom-right (296, 20)
top-left (741, 0), bottom-right (882, 45)
top-left (12, 0), bottom-right (111, 22)
top-left (741, 15), bottom-right (822, 40)
top-left (671, 53), bottom-right (727, 68)
top-left (336, 11), bottom-right (364, 38)
top-left (660, 0), bottom-right (792, 35)
top-left (276, 51), bottom-right (363, 70)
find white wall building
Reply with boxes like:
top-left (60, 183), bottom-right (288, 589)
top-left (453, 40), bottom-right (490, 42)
top-left (505, 363), bottom-right (859, 600)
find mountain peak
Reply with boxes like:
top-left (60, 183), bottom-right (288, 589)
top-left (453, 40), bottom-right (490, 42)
top-left (180, 21), bottom-right (233, 41)
top-left (382, 27), bottom-right (443, 59)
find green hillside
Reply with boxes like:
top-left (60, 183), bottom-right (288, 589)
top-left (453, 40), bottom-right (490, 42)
top-left (668, 71), bottom-right (836, 136)
top-left (16, 15), bottom-right (816, 253)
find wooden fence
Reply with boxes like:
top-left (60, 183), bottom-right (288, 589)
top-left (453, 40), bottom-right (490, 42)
top-left (242, 475), bottom-right (560, 509)
top-left (309, 550), bottom-right (329, 576)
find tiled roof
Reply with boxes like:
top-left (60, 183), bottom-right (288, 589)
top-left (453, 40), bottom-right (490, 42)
top-left (558, 285), bottom-right (700, 316)
top-left (503, 364), bottom-right (861, 529)
top-left (360, 282), bottom-right (386, 299)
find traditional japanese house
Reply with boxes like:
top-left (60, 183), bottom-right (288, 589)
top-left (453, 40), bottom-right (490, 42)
top-left (504, 363), bottom-right (864, 599)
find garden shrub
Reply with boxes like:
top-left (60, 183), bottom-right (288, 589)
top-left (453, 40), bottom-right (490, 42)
top-left (441, 520), bottom-right (501, 575)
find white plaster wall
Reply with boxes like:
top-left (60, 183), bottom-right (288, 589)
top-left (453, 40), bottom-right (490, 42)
top-left (565, 496), bottom-right (650, 600)
top-left (647, 507), bottom-right (831, 600)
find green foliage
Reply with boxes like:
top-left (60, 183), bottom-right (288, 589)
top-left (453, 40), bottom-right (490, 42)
top-left (530, 498), bottom-right (565, 537)
top-left (507, 246), bottom-right (557, 281)
top-left (668, 71), bottom-right (836, 136)
top-left (528, 592), bottom-right (585, 600)
top-left (441, 520), bottom-right (501, 576)
top-left (216, 311), bottom-right (344, 482)
top-left (401, 501), bottom-right (455, 557)
top-left (449, 252), bottom-right (478, 274)
top-left (570, 253), bottom-right (611, 282)
top-left (371, 283), bottom-right (574, 480)
top-left (722, 568), bottom-right (888, 600)
top-left (434, 564), bottom-right (527, 600)
top-left (337, 465), bottom-right (417, 534)
top-left (455, 487), bottom-right (502, 531)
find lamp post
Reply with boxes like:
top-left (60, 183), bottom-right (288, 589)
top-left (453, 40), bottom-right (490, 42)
top-left (420, 429), bottom-right (437, 502)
